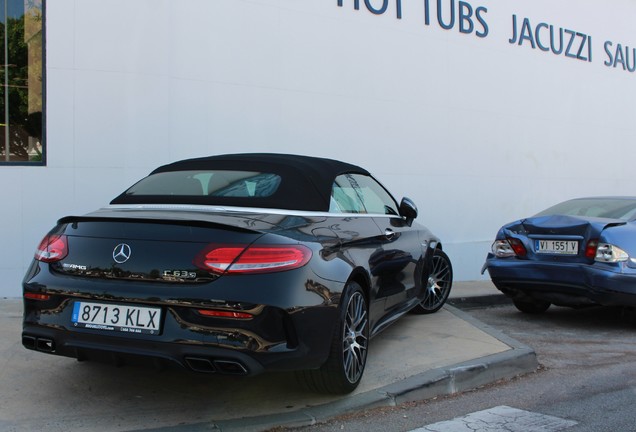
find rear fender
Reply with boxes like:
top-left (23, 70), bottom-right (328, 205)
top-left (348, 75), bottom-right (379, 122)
top-left (599, 223), bottom-right (636, 254)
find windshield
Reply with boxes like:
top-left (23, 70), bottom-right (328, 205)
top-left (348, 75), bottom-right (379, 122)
top-left (535, 198), bottom-right (636, 221)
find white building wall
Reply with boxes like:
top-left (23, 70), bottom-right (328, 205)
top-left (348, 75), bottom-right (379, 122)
top-left (2, 0), bottom-right (635, 296)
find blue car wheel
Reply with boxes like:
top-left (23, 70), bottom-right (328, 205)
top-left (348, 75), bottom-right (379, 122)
top-left (512, 298), bottom-right (551, 314)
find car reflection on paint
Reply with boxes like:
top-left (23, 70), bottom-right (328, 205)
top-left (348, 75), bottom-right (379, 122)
top-left (483, 197), bottom-right (636, 314)
top-left (22, 153), bottom-right (453, 394)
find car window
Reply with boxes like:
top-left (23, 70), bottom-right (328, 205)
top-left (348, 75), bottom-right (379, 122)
top-left (330, 174), bottom-right (399, 215)
top-left (208, 172), bottom-right (281, 197)
top-left (124, 170), bottom-right (281, 198)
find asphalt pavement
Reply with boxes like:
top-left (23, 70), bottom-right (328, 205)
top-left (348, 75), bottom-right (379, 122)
top-left (0, 281), bottom-right (538, 432)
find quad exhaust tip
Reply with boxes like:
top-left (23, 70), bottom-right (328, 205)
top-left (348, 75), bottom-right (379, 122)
top-left (22, 335), bottom-right (247, 375)
top-left (184, 357), bottom-right (248, 375)
top-left (23, 335), bottom-right (55, 353)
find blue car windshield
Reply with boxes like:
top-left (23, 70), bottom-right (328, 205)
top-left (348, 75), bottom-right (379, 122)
top-left (535, 198), bottom-right (636, 221)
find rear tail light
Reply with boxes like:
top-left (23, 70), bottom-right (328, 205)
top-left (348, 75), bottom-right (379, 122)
top-left (507, 238), bottom-right (527, 257)
top-left (34, 234), bottom-right (68, 263)
top-left (492, 240), bottom-right (514, 257)
top-left (24, 292), bottom-right (51, 301)
top-left (196, 309), bottom-right (253, 319)
top-left (594, 243), bottom-right (628, 263)
top-left (492, 238), bottom-right (526, 257)
top-left (585, 239), bottom-right (598, 259)
top-left (194, 244), bottom-right (312, 274)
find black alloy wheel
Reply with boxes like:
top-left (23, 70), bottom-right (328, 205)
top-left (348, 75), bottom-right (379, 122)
top-left (411, 249), bottom-right (453, 314)
top-left (296, 281), bottom-right (369, 394)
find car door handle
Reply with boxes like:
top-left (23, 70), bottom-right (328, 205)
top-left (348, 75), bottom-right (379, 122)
top-left (384, 229), bottom-right (397, 240)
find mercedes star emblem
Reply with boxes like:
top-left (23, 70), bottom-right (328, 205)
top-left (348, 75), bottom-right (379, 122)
top-left (112, 243), bottom-right (132, 264)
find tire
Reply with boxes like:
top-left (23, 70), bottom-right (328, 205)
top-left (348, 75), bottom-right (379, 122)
top-left (513, 298), bottom-right (551, 314)
top-left (296, 281), bottom-right (369, 394)
top-left (411, 249), bottom-right (453, 314)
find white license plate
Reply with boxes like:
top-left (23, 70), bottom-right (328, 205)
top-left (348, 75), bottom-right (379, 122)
top-left (534, 239), bottom-right (579, 255)
top-left (71, 301), bottom-right (161, 335)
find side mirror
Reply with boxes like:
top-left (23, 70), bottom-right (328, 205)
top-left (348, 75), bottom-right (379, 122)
top-left (399, 197), bottom-right (418, 226)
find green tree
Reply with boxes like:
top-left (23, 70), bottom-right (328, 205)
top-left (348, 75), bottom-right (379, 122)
top-left (0, 1), bottom-right (42, 162)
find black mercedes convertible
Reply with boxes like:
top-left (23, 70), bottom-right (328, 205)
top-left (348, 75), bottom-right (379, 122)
top-left (22, 153), bottom-right (452, 393)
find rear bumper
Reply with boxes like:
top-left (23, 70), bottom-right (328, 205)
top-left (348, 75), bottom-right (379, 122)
top-left (484, 255), bottom-right (636, 307)
top-left (22, 302), bottom-right (338, 375)
top-left (22, 261), bottom-right (343, 375)
top-left (22, 324), bottom-right (266, 375)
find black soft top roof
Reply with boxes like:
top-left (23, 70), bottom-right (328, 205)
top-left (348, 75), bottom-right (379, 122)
top-left (111, 153), bottom-right (371, 211)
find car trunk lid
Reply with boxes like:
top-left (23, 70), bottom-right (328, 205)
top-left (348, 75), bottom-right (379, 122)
top-left (48, 207), bottom-right (289, 283)
top-left (504, 215), bottom-right (625, 262)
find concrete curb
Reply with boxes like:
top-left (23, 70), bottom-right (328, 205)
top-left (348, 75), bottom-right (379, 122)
top-left (136, 305), bottom-right (538, 432)
top-left (448, 294), bottom-right (511, 309)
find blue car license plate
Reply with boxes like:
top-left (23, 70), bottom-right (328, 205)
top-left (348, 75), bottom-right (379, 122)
top-left (534, 239), bottom-right (579, 255)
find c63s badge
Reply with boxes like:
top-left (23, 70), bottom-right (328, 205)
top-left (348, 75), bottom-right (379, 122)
top-left (163, 270), bottom-right (197, 280)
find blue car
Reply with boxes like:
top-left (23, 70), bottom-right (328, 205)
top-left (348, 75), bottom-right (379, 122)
top-left (482, 197), bottom-right (636, 313)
